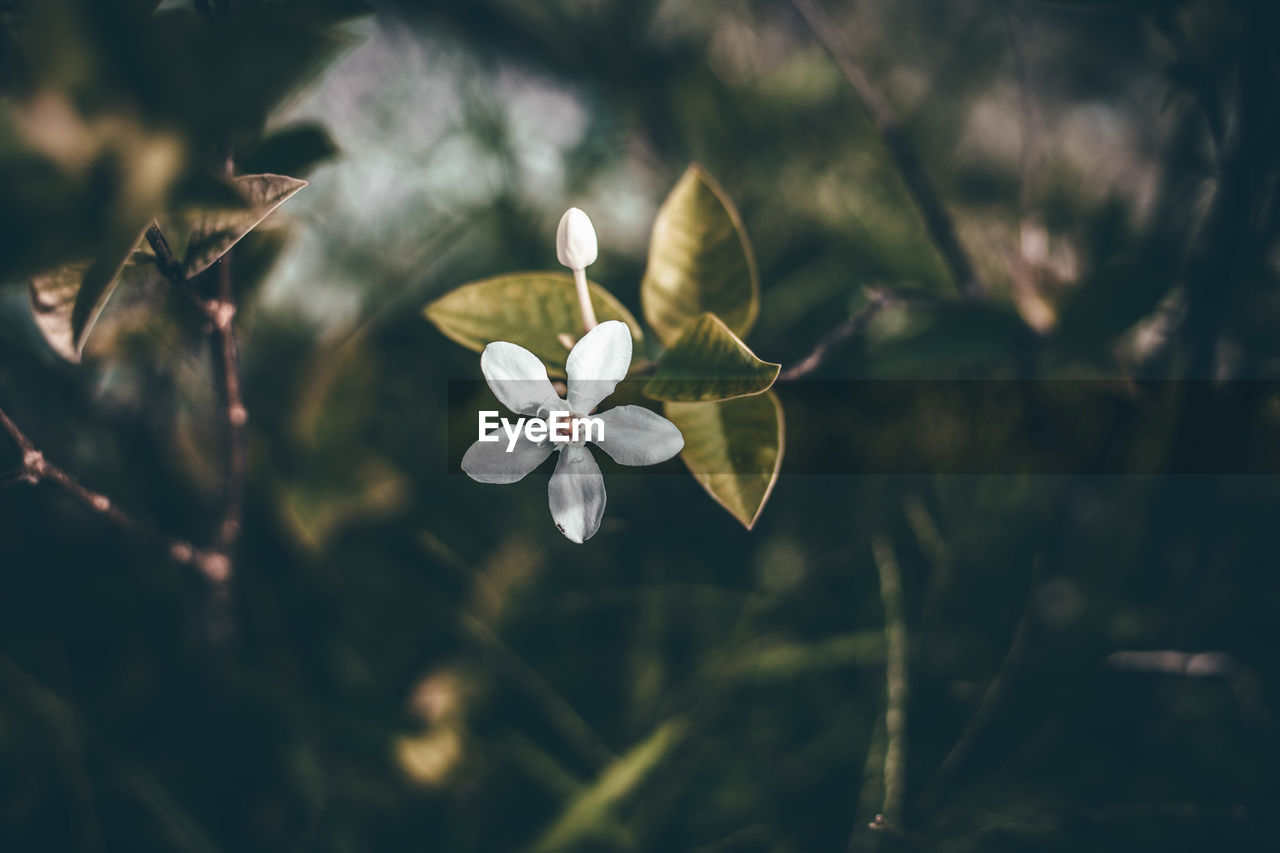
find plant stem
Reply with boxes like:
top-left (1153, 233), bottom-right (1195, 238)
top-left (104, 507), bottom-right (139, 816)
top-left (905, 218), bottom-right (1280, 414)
top-left (779, 291), bottom-right (888, 381)
top-left (572, 267), bottom-right (597, 332)
top-left (211, 150), bottom-right (247, 564)
top-left (871, 536), bottom-right (908, 826)
top-left (779, 287), bottom-right (940, 380)
top-left (790, 0), bottom-right (982, 297)
top-left (0, 404), bottom-right (224, 581)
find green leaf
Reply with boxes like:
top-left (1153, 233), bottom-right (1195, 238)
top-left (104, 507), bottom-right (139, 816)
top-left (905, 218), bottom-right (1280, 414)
top-left (533, 719), bottom-right (686, 853)
top-left (183, 174), bottom-right (307, 278)
top-left (664, 390), bottom-right (784, 529)
top-left (28, 228), bottom-right (145, 363)
top-left (642, 164), bottom-right (759, 346)
top-left (643, 312), bottom-right (779, 402)
top-left (424, 272), bottom-right (644, 376)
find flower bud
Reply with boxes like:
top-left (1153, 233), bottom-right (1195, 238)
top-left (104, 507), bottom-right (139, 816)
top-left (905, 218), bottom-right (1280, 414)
top-left (556, 207), bottom-right (598, 270)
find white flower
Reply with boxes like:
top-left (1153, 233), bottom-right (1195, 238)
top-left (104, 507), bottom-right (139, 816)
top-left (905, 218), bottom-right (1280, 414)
top-left (556, 207), bottom-right (598, 271)
top-left (462, 320), bottom-right (684, 543)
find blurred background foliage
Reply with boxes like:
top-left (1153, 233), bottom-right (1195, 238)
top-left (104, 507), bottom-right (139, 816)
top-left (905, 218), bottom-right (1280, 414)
top-left (2, 0), bottom-right (1279, 850)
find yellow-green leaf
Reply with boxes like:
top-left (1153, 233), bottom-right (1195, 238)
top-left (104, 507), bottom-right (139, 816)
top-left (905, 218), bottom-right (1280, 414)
top-left (28, 228), bottom-right (145, 363)
top-left (424, 272), bottom-right (643, 376)
top-left (644, 312), bottom-right (779, 402)
top-left (183, 173), bottom-right (307, 277)
top-left (665, 391), bottom-right (783, 529)
top-left (642, 164), bottom-right (759, 346)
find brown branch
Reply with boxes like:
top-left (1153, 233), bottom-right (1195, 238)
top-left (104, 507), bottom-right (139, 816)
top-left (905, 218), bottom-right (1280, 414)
top-left (0, 405), bottom-right (226, 582)
top-left (779, 287), bottom-right (941, 380)
top-left (790, 0), bottom-right (982, 297)
top-left (211, 250), bottom-right (246, 553)
top-left (212, 151), bottom-right (247, 558)
top-left (779, 291), bottom-right (888, 381)
top-left (145, 164), bottom-right (246, 575)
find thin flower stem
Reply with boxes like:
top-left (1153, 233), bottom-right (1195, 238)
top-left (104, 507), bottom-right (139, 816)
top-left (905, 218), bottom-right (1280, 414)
top-left (790, 0), bottom-right (982, 297)
top-left (572, 267), bottom-right (597, 332)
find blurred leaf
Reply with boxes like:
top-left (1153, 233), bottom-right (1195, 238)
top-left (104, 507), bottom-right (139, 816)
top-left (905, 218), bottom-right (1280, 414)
top-left (720, 631), bottom-right (886, 683)
top-left (27, 227), bottom-right (145, 363)
top-left (280, 456), bottom-right (410, 552)
top-left (642, 164), bottom-right (759, 346)
top-left (643, 312), bottom-right (779, 402)
top-left (239, 122), bottom-right (340, 178)
top-left (533, 719), bottom-right (686, 853)
top-left (424, 272), bottom-right (644, 377)
top-left (664, 391), bottom-right (784, 529)
top-left (183, 174), bottom-right (306, 278)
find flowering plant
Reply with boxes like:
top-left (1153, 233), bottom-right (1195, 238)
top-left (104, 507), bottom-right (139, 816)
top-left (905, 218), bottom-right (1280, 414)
top-left (426, 166), bottom-right (784, 539)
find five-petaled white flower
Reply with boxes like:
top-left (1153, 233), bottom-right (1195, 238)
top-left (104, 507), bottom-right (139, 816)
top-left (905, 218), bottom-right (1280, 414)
top-left (462, 320), bottom-right (684, 543)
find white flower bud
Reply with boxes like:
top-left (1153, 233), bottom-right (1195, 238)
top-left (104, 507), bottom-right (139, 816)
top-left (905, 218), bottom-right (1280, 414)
top-left (556, 207), bottom-right (598, 270)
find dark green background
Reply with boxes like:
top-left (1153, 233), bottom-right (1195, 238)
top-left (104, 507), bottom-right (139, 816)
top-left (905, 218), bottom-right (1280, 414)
top-left (1, 1), bottom-right (1277, 850)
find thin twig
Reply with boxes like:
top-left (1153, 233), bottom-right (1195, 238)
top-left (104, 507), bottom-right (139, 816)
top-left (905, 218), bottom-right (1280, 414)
top-left (212, 230), bottom-right (247, 557)
top-left (790, 0), bottom-right (982, 297)
top-left (870, 536), bottom-right (908, 826)
top-left (779, 286), bottom-right (942, 380)
top-left (778, 291), bottom-right (888, 380)
top-left (0, 405), bottom-right (225, 581)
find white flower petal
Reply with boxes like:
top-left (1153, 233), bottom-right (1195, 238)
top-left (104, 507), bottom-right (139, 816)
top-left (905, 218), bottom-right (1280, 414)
top-left (481, 341), bottom-right (563, 416)
top-left (566, 320), bottom-right (632, 415)
top-left (547, 444), bottom-right (606, 543)
top-left (462, 431), bottom-right (553, 484)
top-left (593, 405), bottom-right (684, 466)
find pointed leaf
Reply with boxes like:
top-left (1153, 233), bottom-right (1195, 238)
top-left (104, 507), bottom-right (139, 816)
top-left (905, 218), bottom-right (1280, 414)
top-left (183, 173), bottom-right (307, 277)
top-left (424, 272), bottom-right (643, 377)
top-left (28, 228), bottom-right (145, 363)
top-left (642, 164), bottom-right (759, 346)
top-left (664, 390), bottom-right (784, 529)
top-left (644, 312), bottom-right (779, 402)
